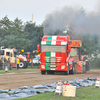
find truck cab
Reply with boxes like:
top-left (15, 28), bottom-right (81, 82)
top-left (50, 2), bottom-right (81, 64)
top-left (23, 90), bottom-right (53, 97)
top-left (40, 35), bottom-right (71, 74)
top-left (0, 48), bottom-right (17, 67)
top-left (0, 48), bottom-right (28, 69)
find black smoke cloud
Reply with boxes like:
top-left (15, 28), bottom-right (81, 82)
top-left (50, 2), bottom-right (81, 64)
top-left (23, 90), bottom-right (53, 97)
top-left (43, 5), bottom-right (100, 39)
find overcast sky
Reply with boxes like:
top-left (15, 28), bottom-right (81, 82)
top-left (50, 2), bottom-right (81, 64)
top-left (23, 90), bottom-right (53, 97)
top-left (0, 0), bottom-right (99, 25)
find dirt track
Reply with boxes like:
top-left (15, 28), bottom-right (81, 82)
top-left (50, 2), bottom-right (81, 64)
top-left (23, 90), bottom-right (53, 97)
top-left (0, 70), bottom-right (99, 90)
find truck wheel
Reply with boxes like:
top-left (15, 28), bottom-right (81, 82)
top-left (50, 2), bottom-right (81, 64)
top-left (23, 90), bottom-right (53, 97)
top-left (19, 60), bottom-right (26, 69)
top-left (65, 66), bottom-right (69, 75)
top-left (86, 61), bottom-right (91, 71)
top-left (24, 62), bottom-right (28, 68)
top-left (67, 67), bottom-right (69, 75)
top-left (41, 71), bottom-right (46, 75)
top-left (69, 62), bottom-right (75, 74)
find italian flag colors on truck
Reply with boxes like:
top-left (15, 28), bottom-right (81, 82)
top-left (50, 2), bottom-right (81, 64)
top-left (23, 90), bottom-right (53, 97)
top-left (40, 36), bottom-right (71, 74)
top-left (40, 35), bottom-right (90, 75)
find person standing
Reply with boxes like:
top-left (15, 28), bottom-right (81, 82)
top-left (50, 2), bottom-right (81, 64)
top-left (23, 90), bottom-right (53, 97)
top-left (17, 58), bottom-right (20, 70)
top-left (1, 57), bottom-right (4, 69)
top-left (4, 57), bottom-right (7, 63)
top-left (8, 58), bottom-right (12, 70)
top-left (4, 57), bottom-right (7, 70)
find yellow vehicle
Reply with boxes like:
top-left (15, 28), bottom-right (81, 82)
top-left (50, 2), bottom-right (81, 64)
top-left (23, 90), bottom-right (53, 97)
top-left (0, 48), bottom-right (28, 69)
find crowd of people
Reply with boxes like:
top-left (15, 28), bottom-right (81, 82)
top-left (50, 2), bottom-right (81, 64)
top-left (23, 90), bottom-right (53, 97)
top-left (0, 57), bottom-right (12, 70)
top-left (0, 56), bottom-right (20, 70)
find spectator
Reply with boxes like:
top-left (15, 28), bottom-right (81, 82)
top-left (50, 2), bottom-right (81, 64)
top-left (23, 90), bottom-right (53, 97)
top-left (17, 58), bottom-right (19, 70)
top-left (1, 57), bottom-right (4, 69)
top-left (4, 57), bottom-right (7, 63)
top-left (4, 57), bottom-right (8, 70)
top-left (8, 58), bottom-right (12, 70)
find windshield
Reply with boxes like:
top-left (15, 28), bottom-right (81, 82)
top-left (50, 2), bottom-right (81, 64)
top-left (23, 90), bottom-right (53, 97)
top-left (0, 50), bottom-right (4, 55)
top-left (41, 45), bottom-right (66, 52)
top-left (14, 50), bottom-right (18, 57)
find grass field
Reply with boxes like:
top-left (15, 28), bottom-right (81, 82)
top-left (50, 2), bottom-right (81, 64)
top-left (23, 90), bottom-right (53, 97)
top-left (15, 84), bottom-right (100, 100)
top-left (28, 65), bottom-right (40, 69)
top-left (91, 68), bottom-right (100, 70)
top-left (0, 66), bottom-right (40, 74)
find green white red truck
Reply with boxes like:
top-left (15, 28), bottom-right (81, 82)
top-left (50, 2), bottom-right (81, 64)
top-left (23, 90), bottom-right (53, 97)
top-left (39, 35), bottom-right (90, 75)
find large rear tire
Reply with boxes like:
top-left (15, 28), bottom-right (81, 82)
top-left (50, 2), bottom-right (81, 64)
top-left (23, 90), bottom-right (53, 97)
top-left (86, 61), bottom-right (91, 71)
top-left (83, 57), bottom-right (90, 71)
top-left (24, 62), bottom-right (28, 68)
top-left (19, 60), bottom-right (26, 69)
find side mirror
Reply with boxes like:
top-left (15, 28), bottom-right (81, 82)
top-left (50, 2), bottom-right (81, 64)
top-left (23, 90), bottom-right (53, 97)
top-left (68, 45), bottom-right (71, 52)
top-left (37, 44), bottom-right (40, 52)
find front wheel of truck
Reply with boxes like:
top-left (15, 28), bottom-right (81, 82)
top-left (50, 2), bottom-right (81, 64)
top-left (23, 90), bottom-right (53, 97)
top-left (41, 71), bottom-right (46, 75)
top-left (65, 66), bottom-right (69, 75)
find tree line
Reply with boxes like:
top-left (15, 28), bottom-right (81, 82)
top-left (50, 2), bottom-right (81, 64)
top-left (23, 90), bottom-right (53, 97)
top-left (0, 16), bottom-right (43, 53)
top-left (0, 16), bottom-right (100, 58)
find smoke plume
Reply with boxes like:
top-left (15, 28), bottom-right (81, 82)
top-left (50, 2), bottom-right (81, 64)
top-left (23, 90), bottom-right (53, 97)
top-left (43, 5), bottom-right (100, 39)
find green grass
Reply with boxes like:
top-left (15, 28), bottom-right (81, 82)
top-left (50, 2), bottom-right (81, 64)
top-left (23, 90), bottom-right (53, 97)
top-left (90, 68), bottom-right (100, 70)
top-left (15, 84), bottom-right (100, 100)
top-left (0, 69), bottom-right (40, 74)
top-left (28, 65), bottom-right (40, 69)
top-left (0, 66), bottom-right (40, 74)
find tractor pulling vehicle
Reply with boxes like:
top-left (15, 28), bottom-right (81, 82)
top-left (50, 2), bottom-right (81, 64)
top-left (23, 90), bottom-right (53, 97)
top-left (39, 35), bottom-right (90, 75)
top-left (0, 48), bottom-right (28, 69)
top-left (69, 40), bottom-right (90, 74)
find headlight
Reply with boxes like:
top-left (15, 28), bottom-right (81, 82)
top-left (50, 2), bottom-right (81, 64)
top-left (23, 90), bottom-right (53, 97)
top-left (61, 65), bottom-right (65, 69)
top-left (41, 65), bottom-right (45, 68)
